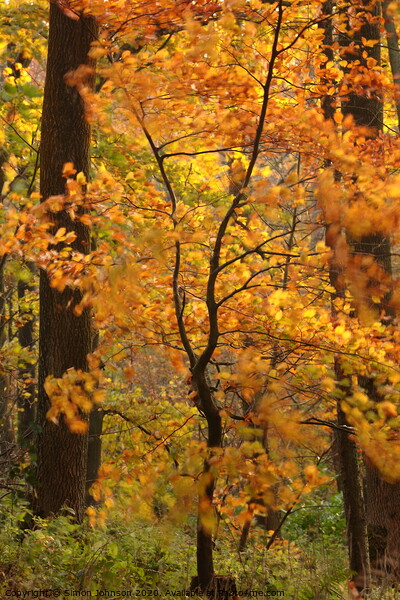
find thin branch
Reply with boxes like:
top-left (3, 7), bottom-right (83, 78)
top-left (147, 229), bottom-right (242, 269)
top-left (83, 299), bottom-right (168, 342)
top-left (301, 417), bottom-right (355, 433)
top-left (27, 144), bottom-right (41, 196)
top-left (162, 146), bottom-right (246, 160)
top-left (0, 116), bottom-right (38, 153)
top-left (216, 230), bottom-right (295, 275)
top-left (141, 414), bottom-right (195, 457)
top-left (217, 265), bottom-right (281, 307)
top-left (194, 0), bottom-right (285, 375)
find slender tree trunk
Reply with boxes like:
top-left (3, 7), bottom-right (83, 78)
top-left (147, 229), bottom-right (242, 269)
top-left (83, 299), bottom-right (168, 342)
top-left (0, 156), bottom-right (13, 456)
top-left (85, 330), bottom-right (103, 506)
top-left (191, 370), bottom-right (222, 591)
top-left (336, 363), bottom-right (370, 586)
top-left (35, 3), bottom-right (97, 523)
top-left (17, 268), bottom-right (36, 446)
top-left (85, 406), bottom-right (104, 506)
top-left (0, 261), bottom-right (13, 456)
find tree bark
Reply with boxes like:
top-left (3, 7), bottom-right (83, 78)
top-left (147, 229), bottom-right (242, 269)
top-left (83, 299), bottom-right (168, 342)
top-left (336, 364), bottom-right (370, 586)
top-left (0, 156), bottom-right (13, 457)
top-left (34, 3), bottom-right (97, 523)
top-left (85, 406), bottom-right (104, 506)
top-left (320, 1), bottom-right (371, 587)
top-left (17, 268), bottom-right (36, 446)
top-left (191, 370), bottom-right (222, 591)
top-left (0, 259), bottom-right (13, 457)
top-left (382, 0), bottom-right (400, 127)
top-left (339, 0), bottom-right (400, 581)
top-left (360, 376), bottom-right (400, 578)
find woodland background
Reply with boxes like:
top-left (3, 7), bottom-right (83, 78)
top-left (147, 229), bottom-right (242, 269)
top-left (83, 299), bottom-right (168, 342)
top-left (1, 0), bottom-right (400, 597)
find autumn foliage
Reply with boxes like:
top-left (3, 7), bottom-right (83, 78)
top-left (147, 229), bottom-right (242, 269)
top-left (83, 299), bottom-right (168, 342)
top-left (2, 0), bottom-right (400, 593)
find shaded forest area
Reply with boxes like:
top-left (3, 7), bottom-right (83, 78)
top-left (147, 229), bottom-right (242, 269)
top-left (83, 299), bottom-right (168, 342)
top-left (2, 0), bottom-right (400, 597)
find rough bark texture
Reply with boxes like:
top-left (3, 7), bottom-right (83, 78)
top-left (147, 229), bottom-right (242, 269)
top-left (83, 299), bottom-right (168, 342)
top-left (320, 2), bottom-right (370, 586)
top-left (365, 460), bottom-right (400, 576)
top-left (340, 0), bottom-right (382, 130)
top-left (35, 3), bottom-right (97, 523)
top-left (339, 0), bottom-right (400, 581)
top-left (336, 372), bottom-right (370, 586)
top-left (361, 376), bottom-right (400, 579)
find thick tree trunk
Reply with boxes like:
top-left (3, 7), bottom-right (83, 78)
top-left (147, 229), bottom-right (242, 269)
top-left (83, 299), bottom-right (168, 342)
top-left (365, 461), bottom-right (400, 576)
top-left (365, 1), bottom-right (400, 578)
top-left (35, 3), bottom-right (97, 523)
top-left (360, 376), bottom-right (400, 579)
top-left (339, 0), bottom-right (400, 582)
top-left (320, 2), bottom-right (370, 586)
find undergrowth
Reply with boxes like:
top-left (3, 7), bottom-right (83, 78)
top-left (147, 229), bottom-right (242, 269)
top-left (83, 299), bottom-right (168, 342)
top-left (0, 490), bottom-right (397, 599)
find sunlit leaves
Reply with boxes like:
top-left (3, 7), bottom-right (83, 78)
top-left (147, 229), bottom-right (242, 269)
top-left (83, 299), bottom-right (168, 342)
top-left (3, 0), bottom-right (400, 545)
top-left (45, 368), bottom-right (105, 432)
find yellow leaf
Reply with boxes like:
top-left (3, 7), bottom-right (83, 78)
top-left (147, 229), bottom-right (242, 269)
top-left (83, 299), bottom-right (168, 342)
top-left (76, 171), bottom-right (87, 185)
top-left (218, 371), bottom-right (231, 380)
top-left (55, 227), bottom-right (67, 239)
top-left (378, 401), bottom-right (397, 418)
top-left (333, 111), bottom-right (343, 124)
top-left (62, 162), bottom-right (77, 178)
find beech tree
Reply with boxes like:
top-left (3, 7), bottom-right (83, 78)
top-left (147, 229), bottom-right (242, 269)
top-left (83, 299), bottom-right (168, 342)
top-left (4, 0), bottom-right (400, 593)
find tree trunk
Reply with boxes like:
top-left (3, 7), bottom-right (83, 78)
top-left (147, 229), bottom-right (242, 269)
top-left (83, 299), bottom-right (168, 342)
top-left (191, 370), bottom-right (222, 591)
top-left (85, 406), bottom-right (104, 506)
top-left (365, 460), bottom-right (400, 577)
top-left (336, 365), bottom-right (370, 586)
top-left (339, 0), bottom-right (400, 581)
top-left (0, 155), bottom-right (13, 457)
top-left (0, 260), bottom-right (13, 457)
top-left (320, 1), bottom-right (370, 587)
top-left (360, 376), bottom-right (400, 579)
top-left (382, 0), bottom-right (400, 127)
top-left (34, 3), bottom-right (97, 523)
top-left (17, 268), bottom-right (36, 446)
